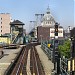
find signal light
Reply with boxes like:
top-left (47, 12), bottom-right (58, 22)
top-left (55, 25), bottom-right (58, 32)
top-left (55, 23), bottom-right (58, 36)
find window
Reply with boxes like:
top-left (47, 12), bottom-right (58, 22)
top-left (1, 30), bottom-right (2, 32)
top-left (1, 22), bottom-right (2, 24)
top-left (1, 26), bottom-right (2, 28)
top-left (1, 18), bottom-right (2, 20)
top-left (48, 22), bottom-right (49, 24)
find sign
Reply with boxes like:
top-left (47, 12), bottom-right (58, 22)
top-left (47, 44), bottom-right (51, 48)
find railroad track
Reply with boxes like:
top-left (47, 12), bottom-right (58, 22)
top-left (5, 43), bottom-right (45, 75)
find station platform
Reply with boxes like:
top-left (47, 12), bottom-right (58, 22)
top-left (0, 45), bottom-right (24, 75)
top-left (36, 45), bottom-right (54, 75)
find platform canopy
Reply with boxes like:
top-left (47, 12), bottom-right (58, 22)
top-left (10, 20), bottom-right (25, 25)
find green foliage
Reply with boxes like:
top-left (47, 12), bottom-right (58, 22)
top-left (58, 39), bottom-right (71, 58)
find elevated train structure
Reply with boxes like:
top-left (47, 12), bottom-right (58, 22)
top-left (4, 43), bottom-right (45, 75)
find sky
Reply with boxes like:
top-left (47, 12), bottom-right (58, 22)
top-left (0, 0), bottom-right (74, 33)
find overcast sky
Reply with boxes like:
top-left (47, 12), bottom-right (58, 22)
top-left (0, 0), bottom-right (74, 33)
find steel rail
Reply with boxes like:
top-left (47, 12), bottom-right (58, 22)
top-left (11, 46), bottom-right (29, 75)
top-left (6, 43), bottom-right (45, 75)
top-left (33, 46), bottom-right (40, 75)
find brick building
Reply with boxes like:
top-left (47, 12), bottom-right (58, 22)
top-left (37, 26), bottom-right (63, 41)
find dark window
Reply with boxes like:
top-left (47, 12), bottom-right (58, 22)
top-left (1, 30), bottom-right (2, 32)
top-left (1, 26), bottom-right (2, 28)
top-left (1, 22), bottom-right (2, 24)
top-left (1, 18), bottom-right (2, 20)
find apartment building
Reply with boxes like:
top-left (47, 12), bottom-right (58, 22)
top-left (0, 13), bottom-right (11, 36)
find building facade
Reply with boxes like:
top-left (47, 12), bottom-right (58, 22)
top-left (0, 13), bottom-right (11, 36)
top-left (36, 7), bottom-right (64, 41)
top-left (34, 7), bottom-right (55, 38)
top-left (10, 20), bottom-right (25, 44)
top-left (41, 7), bottom-right (55, 27)
top-left (37, 26), bottom-right (63, 41)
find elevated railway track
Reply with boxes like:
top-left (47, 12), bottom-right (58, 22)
top-left (5, 43), bottom-right (45, 75)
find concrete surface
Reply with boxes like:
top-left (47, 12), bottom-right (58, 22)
top-left (0, 45), bottom-right (24, 75)
top-left (36, 45), bottom-right (54, 75)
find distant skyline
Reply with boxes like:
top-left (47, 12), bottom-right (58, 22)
top-left (0, 0), bottom-right (74, 33)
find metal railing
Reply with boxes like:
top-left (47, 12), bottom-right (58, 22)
top-left (41, 42), bottom-right (53, 61)
top-left (60, 57), bottom-right (70, 75)
top-left (41, 41), bottom-right (70, 75)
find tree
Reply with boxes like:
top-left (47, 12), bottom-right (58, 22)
top-left (58, 39), bottom-right (70, 58)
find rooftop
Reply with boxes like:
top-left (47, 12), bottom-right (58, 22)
top-left (10, 20), bottom-right (25, 25)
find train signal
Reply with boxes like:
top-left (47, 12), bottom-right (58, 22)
top-left (55, 22), bottom-right (58, 37)
top-left (55, 24), bottom-right (58, 32)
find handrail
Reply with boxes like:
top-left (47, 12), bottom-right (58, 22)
top-left (41, 41), bottom-right (69, 75)
top-left (41, 42), bottom-right (53, 60)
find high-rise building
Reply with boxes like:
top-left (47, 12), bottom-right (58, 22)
top-left (0, 13), bottom-right (11, 36)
